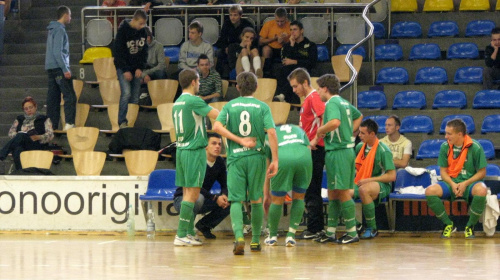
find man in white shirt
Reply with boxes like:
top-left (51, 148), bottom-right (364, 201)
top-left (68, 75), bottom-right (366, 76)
top-left (380, 115), bottom-right (412, 169)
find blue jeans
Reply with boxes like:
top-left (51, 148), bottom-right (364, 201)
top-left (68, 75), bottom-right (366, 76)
top-left (46, 68), bottom-right (76, 129)
top-left (117, 68), bottom-right (141, 125)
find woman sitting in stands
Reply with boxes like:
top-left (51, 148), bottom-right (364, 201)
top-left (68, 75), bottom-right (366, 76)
top-left (228, 27), bottom-right (263, 78)
top-left (0, 97), bottom-right (54, 170)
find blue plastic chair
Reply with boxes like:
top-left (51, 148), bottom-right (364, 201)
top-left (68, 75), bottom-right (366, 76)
top-left (415, 67), bottom-right (448, 84)
top-left (376, 67), bottom-right (409, 84)
top-left (335, 45), bottom-right (366, 59)
top-left (392, 90), bottom-right (427, 109)
top-left (465, 20), bottom-right (496, 37)
top-left (409, 43), bottom-right (441, 60)
top-left (373, 22), bottom-right (386, 39)
top-left (432, 90), bottom-right (467, 109)
top-left (416, 139), bottom-right (446, 159)
top-left (447, 43), bottom-right (479, 59)
top-left (229, 68), bottom-right (237, 80)
top-left (394, 169), bottom-right (432, 193)
top-left (317, 45), bottom-right (329, 62)
top-left (363, 115), bottom-right (388, 133)
top-left (139, 169), bottom-right (177, 201)
top-left (481, 115), bottom-right (500, 134)
top-left (358, 90), bottom-right (387, 109)
top-left (454, 67), bottom-right (483, 84)
top-left (399, 115), bottom-right (434, 134)
top-left (391, 21), bottom-right (422, 38)
top-left (472, 90), bottom-right (500, 109)
top-left (375, 44), bottom-right (403, 61)
top-left (439, 114), bottom-right (475, 134)
top-left (486, 164), bottom-right (500, 176)
top-left (428, 21), bottom-right (459, 38)
top-left (164, 46), bottom-right (180, 63)
top-left (478, 139), bottom-right (495, 160)
top-left (426, 165), bottom-right (441, 176)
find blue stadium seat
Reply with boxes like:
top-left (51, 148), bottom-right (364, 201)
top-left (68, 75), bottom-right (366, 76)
top-left (454, 67), bottom-right (483, 84)
top-left (416, 139), bottom-right (446, 159)
top-left (394, 169), bottom-right (432, 194)
top-left (478, 139), bottom-right (495, 160)
top-left (447, 43), bottom-right (479, 59)
top-left (428, 21), bottom-right (459, 38)
top-left (392, 90), bottom-right (427, 109)
top-left (139, 169), bottom-right (177, 201)
top-left (375, 44), bottom-right (403, 61)
top-left (335, 45), bottom-right (366, 59)
top-left (432, 90), bottom-right (467, 109)
top-left (373, 22), bottom-right (386, 39)
top-left (376, 67), bottom-right (409, 84)
top-left (486, 164), bottom-right (500, 176)
top-left (399, 115), bottom-right (434, 134)
top-left (363, 115), bottom-right (388, 133)
top-left (229, 68), bottom-right (237, 80)
top-left (426, 165), bottom-right (441, 176)
top-left (465, 20), bottom-right (495, 37)
top-left (481, 115), bottom-right (500, 134)
top-left (358, 90), bottom-right (387, 109)
top-left (317, 45), bottom-right (329, 62)
top-left (391, 21), bottom-right (422, 38)
top-left (439, 114), bottom-right (475, 134)
top-left (472, 90), bottom-right (500, 109)
top-left (164, 46), bottom-right (180, 63)
top-left (414, 67), bottom-right (448, 84)
top-left (409, 43), bottom-right (441, 60)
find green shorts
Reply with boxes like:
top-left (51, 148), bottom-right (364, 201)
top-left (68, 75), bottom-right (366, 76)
top-left (175, 149), bottom-right (206, 188)
top-left (227, 154), bottom-right (266, 202)
top-left (353, 182), bottom-right (392, 206)
top-left (325, 148), bottom-right (356, 190)
top-left (270, 146), bottom-right (312, 195)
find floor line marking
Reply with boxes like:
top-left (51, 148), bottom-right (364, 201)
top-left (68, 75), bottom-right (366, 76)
top-left (98, 240), bottom-right (118, 245)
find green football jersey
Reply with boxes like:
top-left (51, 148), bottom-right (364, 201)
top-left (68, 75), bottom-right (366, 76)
top-left (323, 95), bottom-right (362, 151)
top-left (355, 141), bottom-right (396, 177)
top-left (265, 124), bottom-right (310, 160)
top-left (172, 93), bottom-right (213, 150)
top-left (437, 140), bottom-right (487, 183)
top-left (216, 96), bottom-right (275, 165)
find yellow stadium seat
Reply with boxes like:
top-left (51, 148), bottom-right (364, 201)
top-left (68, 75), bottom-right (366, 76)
top-left (20, 151), bottom-right (54, 169)
top-left (459, 0), bottom-right (490, 11)
top-left (423, 0), bottom-right (454, 12)
top-left (391, 0), bottom-right (418, 12)
top-left (497, 0), bottom-right (500, 10)
top-left (79, 47), bottom-right (112, 64)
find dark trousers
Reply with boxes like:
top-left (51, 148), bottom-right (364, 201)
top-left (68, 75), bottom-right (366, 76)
top-left (46, 68), bottom-right (76, 129)
top-left (276, 64), bottom-right (302, 104)
top-left (215, 49), bottom-right (230, 80)
top-left (0, 133), bottom-right (43, 170)
top-left (174, 193), bottom-right (230, 229)
top-left (304, 146), bottom-right (326, 233)
top-left (483, 67), bottom-right (500, 90)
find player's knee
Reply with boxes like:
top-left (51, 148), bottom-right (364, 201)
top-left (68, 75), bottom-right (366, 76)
top-left (251, 49), bottom-right (259, 57)
top-left (472, 183), bottom-right (487, 197)
top-left (425, 184), bottom-right (440, 196)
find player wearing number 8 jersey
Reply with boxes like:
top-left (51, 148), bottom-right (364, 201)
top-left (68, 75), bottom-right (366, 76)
top-left (172, 69), bottom-right (219, 247)
top-left (214, 72), bottom-right (279, 255)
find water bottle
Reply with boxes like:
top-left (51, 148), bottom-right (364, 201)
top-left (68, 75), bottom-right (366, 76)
top-left (146, 208), bottom-right (156, 240)
top-left (126, 204), bottom-right (135, 237)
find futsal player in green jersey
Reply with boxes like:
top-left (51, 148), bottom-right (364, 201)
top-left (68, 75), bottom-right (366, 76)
top-left (173, 69), bottom-right (220, 246)
top-left (315, 74), bottom-right (363, 244)
top-left (213, 72), bottom-right (278, 255)
top-left (263, 124), bottom-right (312, 247)
top-left (425, 119), bottom-right (488, 239)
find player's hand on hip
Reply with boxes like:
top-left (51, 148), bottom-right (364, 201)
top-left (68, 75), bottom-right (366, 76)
top-left (239, 137), bottom-right (257, 148)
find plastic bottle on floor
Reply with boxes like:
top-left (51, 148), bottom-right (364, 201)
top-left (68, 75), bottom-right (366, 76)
top-left (146, 209), bottom-right (155, 240)
top-left (126, 204), bottom-right (135, 237)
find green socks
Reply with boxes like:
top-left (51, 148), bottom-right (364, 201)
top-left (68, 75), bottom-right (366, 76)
top-left (251, 203), bottom-right (264, 243)
top-left (288, 199), bottom-right (305, 238)
top-left (362, 202), bottom-right (377, 230)
top-left (341, 199), bottom-right (357, 237)
top-left (426, 195), bottom-right (453, 226)
top-left (327, 200), bottom-right (341, 235)
top-left (268, 203), bottom-right (282, 237)
top-left (231, 202), bottom-right (244, 240)
top-left (177, 201), bottom-right (194, 238)
top-left (467, 195), bottom-right (486, 227)
top-left (187, 212), bottom-right (196, 236)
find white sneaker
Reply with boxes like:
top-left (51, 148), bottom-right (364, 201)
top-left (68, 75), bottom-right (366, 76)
top-left (285, 236), bottom-right (296, 247)
top-left (274, 94), bottom-right (285, 102)
top-left (243, 225), bottom-right (252, 235)
top-left (187, 234), bottom-right (203, 244)
top-left (173, 235), bottom-right (202, 246)
top-left (64, 123), bottom-right (75, 131)
top-left (261, 227), bottom-right (270, 237)
top-left (264, 236), bottom-right (278, 246)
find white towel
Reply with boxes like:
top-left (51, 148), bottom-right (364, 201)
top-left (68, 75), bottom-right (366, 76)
top-left (397, 186), bottom-right (426, 195)
top-left (405, 166), bottom-right (427, 176)
top-left (480, 190), bottom-right (499, 237)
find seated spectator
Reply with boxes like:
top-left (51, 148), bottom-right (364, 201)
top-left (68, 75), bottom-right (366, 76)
top-left (259, 7), bottom-right (290, 76)
top-left (275, 20), bottom-right (317, 104)
top-left (141, 26), bottom-right (167, 83)
top-left (380, 115), bottom-right (412, 169)
top-left (0, 97), bottom-right (54, 170)
top-left (197, 54), bottom-right (222, 103)
top-left (483, 27), bottom-right (500, 90)
top-left (102, 0), bottom-right (126, 27)
top-left (228, 27), bottom-right (262, 78)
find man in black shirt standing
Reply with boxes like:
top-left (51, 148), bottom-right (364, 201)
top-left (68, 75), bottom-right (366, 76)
top-left (483, 27), bottom-right (500, 90)
top-left (173, 133), bottom-right (230, 239)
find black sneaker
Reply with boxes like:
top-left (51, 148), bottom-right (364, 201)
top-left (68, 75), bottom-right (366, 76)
top-left (314, 232), bottom-right (338, 244)
top-left (233, 240), bottom-right (245, 255)
top-left (338, 234), bottom-right (360, 245)
top-left (356, 223), bottom-right (364, 235)
top-left (297, 230), bottom-right (323, 240)
top-left (250, 242), bottom-right (261, 252)
top-left (195, 222), bottom-right (216, 239)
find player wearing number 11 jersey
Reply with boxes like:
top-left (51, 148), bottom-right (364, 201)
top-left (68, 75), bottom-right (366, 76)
top-left (213, 72), bottom-right (278, 255)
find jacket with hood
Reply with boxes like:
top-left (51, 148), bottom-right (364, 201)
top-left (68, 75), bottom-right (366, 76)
top-left (141, 39), bottom-right (166, 78)
top-left (113, 19), bottom-right (148, 73)
top-left (45, 21), bottom-right (70, 73)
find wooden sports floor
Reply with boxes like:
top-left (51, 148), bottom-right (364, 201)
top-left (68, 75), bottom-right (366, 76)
top-left (1, 231), bottom-right (499, 280)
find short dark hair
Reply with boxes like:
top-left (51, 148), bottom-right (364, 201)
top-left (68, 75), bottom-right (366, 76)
top-left (57, 6), bottom-right (70, 20)
top-left (189, 21), bottom-right (204, 34)
top-left (229, 4), bottom-right (243, 15)
top-left (275, 7), bottom-right (287, 18)
top-left (388, 115), bottom-right (401, 127)
top-left (492, 27), bottom-right (500, 35)
top-left (179, 69), bottom-right (199, 90)
top-left (361, 119), bottom-right (379, 135)
top-left (22, 96), bottom-right (37, 109)
top-left (287, 67), bottom-right (311, 85)
top-left (446, 119), bottom-right (467, 135)
top-left (240, 27), bottom-right (256, 40)
top-left (236, 72), bottom-right (257, 97)
top-left (316, 74), bottom-right (340, 95)
top-left (197, 54), bottom-right (209, 64)
top-left (207, 132), bottom-right (221, 140)
top-left (133, 9), bottom-right (148, 21)
top-left (290, 20), bottom-right (303, 30)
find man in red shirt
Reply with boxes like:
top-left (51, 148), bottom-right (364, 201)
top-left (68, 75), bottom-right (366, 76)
top-left (288, 68), bottom-right (325, 239)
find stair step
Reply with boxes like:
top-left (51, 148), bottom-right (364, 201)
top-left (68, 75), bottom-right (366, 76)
top-left (0, 54), bottom-right (82, 66)
top-left (4, 29), bottom-right (83, 45)
top-left (0, 76), bottom-right (48, 88)
top-left (22, 6), bottom-right (86, 20)
top-left (0, 66), bottom-right (48, 76)
top-left (4, 19), bottom-right (82, 32)
top-left (2, 43), bottom-right (82, 55)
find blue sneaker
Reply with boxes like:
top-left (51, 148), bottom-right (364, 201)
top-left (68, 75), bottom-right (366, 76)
top-left (360, 228), bottom-right (378, 239)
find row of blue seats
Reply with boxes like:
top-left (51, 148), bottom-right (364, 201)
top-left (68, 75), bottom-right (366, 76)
top-left (375, 42), bottom-right (482, 61)
top-left (416, 138), bottom-right (496, 160)
top-left (376, 66), bottom-right (486, 85)
top-left (359, 89), bottom-right (500, 110)
top-left (387, 20), bottom-right (496, 39)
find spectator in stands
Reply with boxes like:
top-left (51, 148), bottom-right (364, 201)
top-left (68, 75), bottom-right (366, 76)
top-left (275, 20), bottom-right (317, 104)
top-left (424, 119), bottom-right (488, 239)
top-left (354, 119), bottom-right (396, 239)
top-left (173, 133), bottom-right (230, 239)
top-left (0, 97), bottom-right (54, 170)
top-left (141, 26), bottom-right (167, 83)
top-left (380, 115), bottom-right (412, 169)
top-left (259, 7), bottom-right (290, 76)
top-left (483, 27), bottom-right (500, 90)
top-left (228, 27), bottom-right (262, 78)
top-left (102, 0), bottom-right (126, 27)
top-left (113, 9), bottom-right (148, 129)
top-left (128, 0), bottom-right (162, 12)
top-left (45, 5), bottom-right (76, 131)
top-left (197, 54), bottom-right (222, 103)
top-left (215, 5), bottom-right (254, 78)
